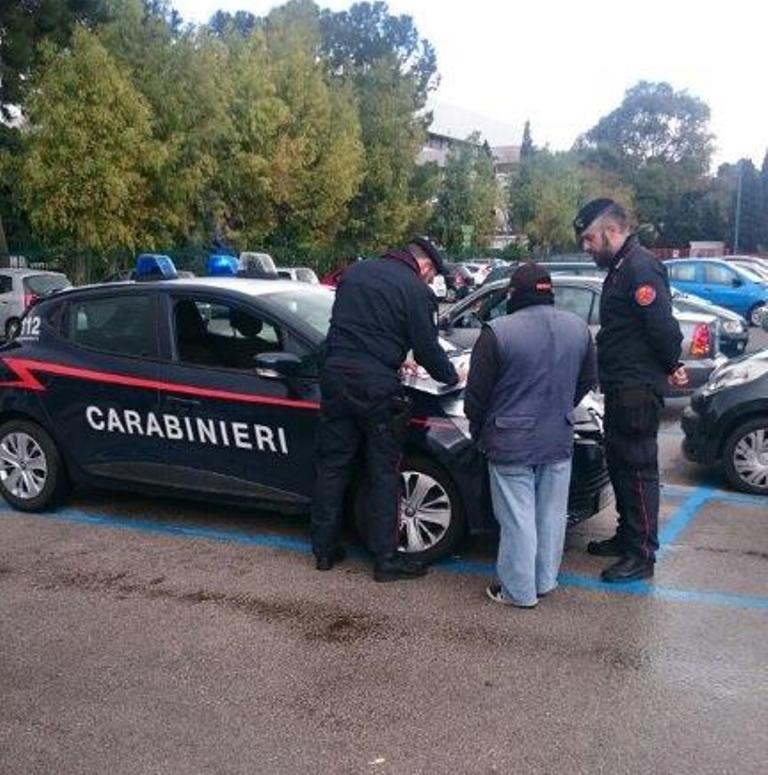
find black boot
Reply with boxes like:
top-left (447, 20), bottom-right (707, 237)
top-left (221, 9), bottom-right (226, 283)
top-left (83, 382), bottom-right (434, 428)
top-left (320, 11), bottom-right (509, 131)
top-left (587, 536), bottom-right (626, 557)
top-left (315, 547), bottom-right (346, 571)
top-left (373, 553), bottom-right (427, 582)
top-left (601, 555), bottom-right (654, 583)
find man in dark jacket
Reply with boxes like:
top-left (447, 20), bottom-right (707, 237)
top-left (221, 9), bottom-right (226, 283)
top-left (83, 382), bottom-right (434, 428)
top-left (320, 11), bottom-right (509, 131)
top-left (311, 238), bottom-right (460, 582)
top-left (465, 264), bottom-right (596, 608)
top-left (574, 199), bottom-right (688, 582)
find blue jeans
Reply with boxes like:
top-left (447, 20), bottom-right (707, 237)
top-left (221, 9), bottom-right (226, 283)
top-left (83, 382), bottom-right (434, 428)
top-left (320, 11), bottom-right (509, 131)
top-left (488, 459), bottom-right (573, 606)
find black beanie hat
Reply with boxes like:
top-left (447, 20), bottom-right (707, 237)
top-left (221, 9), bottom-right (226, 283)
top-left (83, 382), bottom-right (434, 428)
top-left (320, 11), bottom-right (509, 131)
top-left (409, 236), bottom-right (449, 275)
top-left (507, 262), bottom-right (554, 314)
top-left (573, 198), bottom-right (616, 237)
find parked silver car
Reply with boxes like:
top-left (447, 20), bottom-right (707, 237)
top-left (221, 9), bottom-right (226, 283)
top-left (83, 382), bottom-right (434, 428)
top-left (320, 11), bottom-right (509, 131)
top-left (439, 275), bottom-right (724, 395)
top-left (0, 268), bottom-right (71, 339)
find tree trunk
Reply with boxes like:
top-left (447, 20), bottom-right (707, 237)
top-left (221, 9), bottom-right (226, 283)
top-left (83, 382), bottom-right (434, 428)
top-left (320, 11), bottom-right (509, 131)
top-left (0, 214), bottom-right (9, 267)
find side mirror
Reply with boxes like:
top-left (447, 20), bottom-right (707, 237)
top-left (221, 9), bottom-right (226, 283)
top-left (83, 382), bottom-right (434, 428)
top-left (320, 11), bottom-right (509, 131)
top-left (731, 277), bottom-right (742, 287)
top-left (254, 352), bottom-right (303, 379)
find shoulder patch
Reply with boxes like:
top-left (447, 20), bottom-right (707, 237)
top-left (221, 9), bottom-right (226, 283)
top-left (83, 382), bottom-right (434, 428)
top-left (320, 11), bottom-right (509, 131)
top-left (634, 284), bottom-right (657, 307)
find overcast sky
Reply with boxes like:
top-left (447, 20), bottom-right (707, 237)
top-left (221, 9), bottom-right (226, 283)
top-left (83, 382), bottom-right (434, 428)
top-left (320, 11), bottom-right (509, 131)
top-left (173, 0), bottom-right (767, 168)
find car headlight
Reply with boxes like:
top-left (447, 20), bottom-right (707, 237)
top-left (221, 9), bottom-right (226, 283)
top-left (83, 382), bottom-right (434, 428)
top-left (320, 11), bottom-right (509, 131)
top-left (702, 359), bottom-right (768, 395)
top-left (721, 320), bottom-right (745, 334)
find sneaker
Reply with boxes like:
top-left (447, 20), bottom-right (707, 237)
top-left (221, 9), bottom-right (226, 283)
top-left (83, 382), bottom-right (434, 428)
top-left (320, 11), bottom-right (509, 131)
top-left (485, 584), bottom-right (537, 609)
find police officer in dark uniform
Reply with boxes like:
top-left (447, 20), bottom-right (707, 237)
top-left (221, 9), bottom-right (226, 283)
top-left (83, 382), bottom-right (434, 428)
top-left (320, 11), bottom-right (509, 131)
top-left (311, 238), bottom-right (460, 582)
top-left (573, 199), bottom-right (689, 582)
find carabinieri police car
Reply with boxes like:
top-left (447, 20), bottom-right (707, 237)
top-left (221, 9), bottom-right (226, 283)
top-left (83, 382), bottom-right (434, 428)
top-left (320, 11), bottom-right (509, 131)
top-left (0, 258), bottom-right (610, 562)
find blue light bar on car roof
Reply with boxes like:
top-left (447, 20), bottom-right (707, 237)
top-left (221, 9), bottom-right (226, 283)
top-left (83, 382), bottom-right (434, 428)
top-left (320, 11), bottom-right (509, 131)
top-left (206, 253), bottom-right (239, 276)
top-left (135, 253), bottom-right (178, 281)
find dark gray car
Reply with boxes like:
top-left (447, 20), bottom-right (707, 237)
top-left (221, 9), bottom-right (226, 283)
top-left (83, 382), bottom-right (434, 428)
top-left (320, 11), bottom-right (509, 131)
top-left (439, 276), bottom-right (724, 395)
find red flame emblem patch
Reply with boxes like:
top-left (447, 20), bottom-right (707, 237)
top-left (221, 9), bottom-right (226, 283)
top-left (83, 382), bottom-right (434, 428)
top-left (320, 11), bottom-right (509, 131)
top-left (635, 284), bottom-right (657, 306)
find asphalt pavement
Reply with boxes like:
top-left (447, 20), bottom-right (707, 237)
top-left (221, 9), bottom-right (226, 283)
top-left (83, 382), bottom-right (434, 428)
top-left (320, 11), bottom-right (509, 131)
top-left (0, 329), bottom-right (766, 774)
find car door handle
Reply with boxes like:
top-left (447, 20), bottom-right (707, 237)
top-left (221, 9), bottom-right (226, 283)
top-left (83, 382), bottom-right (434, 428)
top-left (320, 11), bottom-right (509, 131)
top-left (166, 396), bottom-right (201, 409)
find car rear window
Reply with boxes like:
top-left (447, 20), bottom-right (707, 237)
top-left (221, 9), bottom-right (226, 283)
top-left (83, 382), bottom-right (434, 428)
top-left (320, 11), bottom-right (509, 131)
top-left (66, 294), bottom-right (155, 358)
top-left (23, 274), bottom-right (70, 296)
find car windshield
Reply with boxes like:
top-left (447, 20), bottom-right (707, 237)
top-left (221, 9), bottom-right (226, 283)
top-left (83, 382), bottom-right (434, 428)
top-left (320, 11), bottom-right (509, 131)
top-left (260, 287), bottom-right (335, 338)
top-left (23, 274), bottom-right (70, 295)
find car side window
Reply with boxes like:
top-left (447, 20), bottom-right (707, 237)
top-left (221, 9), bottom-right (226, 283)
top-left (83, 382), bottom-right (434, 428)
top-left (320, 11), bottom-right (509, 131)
top-left (173, 298), bottom-right (285, 370)
top-left (668, 263), bottom-right (696, 282)
top-left (66, 295), bottom-right (155, 358)
top-left (553, 286), bottom-right (593, 324)
top-left (0, 275), bottom-right (12, 294)
top-left (703, 264), bottom-right (736, 285)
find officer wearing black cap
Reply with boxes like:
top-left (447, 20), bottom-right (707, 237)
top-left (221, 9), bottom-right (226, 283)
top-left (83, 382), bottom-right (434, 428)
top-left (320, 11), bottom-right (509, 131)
top-left (310, 237), bottom-right (460, 581)
top-left (573, 199), bottom-right (688, 582)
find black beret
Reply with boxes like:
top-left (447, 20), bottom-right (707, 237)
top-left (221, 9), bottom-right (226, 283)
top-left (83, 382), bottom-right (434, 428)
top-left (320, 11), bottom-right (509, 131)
top-left (409, 236), bottom-right (449, 275)
top-left (573, 198), bottom-right (616, 236)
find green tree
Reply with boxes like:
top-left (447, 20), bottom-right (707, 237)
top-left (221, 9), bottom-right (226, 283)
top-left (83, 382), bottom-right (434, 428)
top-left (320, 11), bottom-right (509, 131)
top-left (319, 1), bottom-right (438, 250)
top-left (0, 0), bottom-right (111, 119)
top-left (259, 0), bottom-right (363, 249)
top-left (520, 119), bottom-right (535, 159)
top-left (430, 134), bottom-right (499, 254)
top-left (509, 151), bottom-right (633, 252)
top-left (19, 27), bottom-right (158, 279)
top-left (101, 0), bottom-right (234, 247)
top-left (577, 81), bottom-right (714, 243)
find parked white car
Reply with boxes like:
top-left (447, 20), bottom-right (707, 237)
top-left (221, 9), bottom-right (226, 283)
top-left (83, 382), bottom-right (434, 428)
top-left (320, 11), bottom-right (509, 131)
top-left (0, 268), bottom-right (71, 339)
top-left (276, 267), bottom-right (319, 284)
top-left (238, 252), bottom-right (278, 277)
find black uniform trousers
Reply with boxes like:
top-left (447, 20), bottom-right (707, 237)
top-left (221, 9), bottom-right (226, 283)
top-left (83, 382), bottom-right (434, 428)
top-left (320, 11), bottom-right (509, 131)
top-left (310, 362), bottom-right (410, 560)
top-left (604, 386), bottom-right (662, 562)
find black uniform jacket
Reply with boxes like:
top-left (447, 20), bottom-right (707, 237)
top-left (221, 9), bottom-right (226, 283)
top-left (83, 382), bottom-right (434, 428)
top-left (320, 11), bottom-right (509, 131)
top-left (597, 235), bottom-right (683, 393)
top-left (323, 253), bottom-right (459, 387)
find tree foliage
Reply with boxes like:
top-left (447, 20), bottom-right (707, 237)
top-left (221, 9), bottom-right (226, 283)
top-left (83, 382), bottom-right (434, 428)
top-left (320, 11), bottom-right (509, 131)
top-left (19, 27), bottom-right (159, 274)
top-left (319, 1), bottom-right (437, 250)
top-left (430, 134), bottom-right (498, 253)
top-left (509, 151), bottom-right (634, 252)
top-left (576, 81), bottom-right (715, 244)
top-left (0, 0), bottom-right (111, 119)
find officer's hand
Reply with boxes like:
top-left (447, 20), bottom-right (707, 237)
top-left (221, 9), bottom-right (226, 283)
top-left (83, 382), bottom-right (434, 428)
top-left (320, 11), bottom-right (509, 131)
top-left (455, 362), bottom-right (469, 383)
top-left (668, 365), bottom-right (689, 388)
top-left (400, 360), bottom-right (420, 378)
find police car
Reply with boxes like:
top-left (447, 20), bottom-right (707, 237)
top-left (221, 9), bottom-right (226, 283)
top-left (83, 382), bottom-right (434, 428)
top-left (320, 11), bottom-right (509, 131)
top-left (0, 259), bottom-right (610, 562)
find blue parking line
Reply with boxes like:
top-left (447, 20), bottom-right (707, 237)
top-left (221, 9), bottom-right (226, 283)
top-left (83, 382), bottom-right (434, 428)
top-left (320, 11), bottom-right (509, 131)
top-left (1, 503), bottom-right (766, 612)
top-left (663, 483), bottom-right (768, 508)
top-left (657, 485), bottom-right (713, 557)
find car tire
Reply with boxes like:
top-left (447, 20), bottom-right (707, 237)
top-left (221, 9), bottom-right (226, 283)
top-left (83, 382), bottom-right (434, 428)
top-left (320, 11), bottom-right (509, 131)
top-left (747, 304), bottom-right (765, 327)
top-left (5, 318), bottom-right (20, 340)
top-left (721, 417), bottom-right (768, 495)
top-left (353, 454), bottom-right (466, 563)
top-left (0, 420), bottom-right (69, 511)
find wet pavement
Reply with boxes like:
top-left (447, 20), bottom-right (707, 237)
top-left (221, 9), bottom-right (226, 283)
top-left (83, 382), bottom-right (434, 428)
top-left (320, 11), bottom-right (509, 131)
top-left (1, 335), bottom-right (767, 773)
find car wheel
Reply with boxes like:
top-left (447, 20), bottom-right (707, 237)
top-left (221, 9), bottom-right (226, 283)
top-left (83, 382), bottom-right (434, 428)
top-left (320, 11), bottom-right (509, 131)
top-left (354, 454), bottom-right (466, 563)
top-left (747, 304), bottom-right (765, 327)
top-left (721, 418), bottom-right (768, 495)
top-left (5, 318), bottom-right (20, 340)
top-left (0, 420), bottom-right (69, 510)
